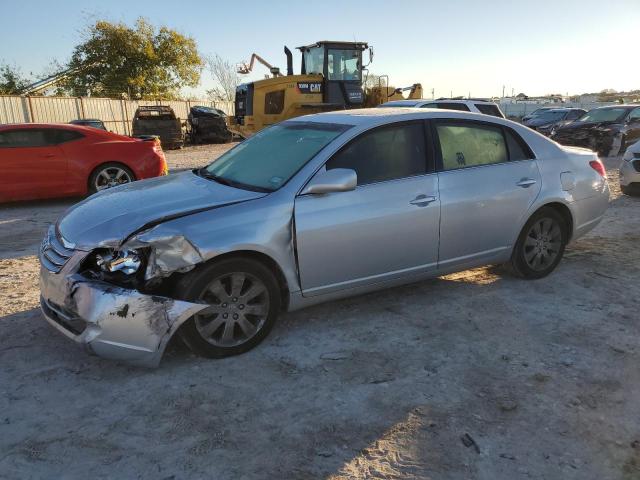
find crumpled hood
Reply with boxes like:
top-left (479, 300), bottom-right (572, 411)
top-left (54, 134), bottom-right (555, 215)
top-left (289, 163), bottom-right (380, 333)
top-left (58, 171), bottom-right (267, 249)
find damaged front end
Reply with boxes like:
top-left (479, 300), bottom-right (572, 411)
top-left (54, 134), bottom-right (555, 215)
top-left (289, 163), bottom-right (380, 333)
top-left (39, 225), bottom-right (210, 367)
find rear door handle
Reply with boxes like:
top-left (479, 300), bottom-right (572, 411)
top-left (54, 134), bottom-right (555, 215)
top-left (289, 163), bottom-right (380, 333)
top-left (516, 178), bottom-right (537, 188)
top-left (409, 194), bottom-right (437, 207)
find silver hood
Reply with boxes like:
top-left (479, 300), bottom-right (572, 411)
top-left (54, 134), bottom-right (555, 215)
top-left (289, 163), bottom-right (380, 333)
top-left (57, 171), bottom-right (268, 249)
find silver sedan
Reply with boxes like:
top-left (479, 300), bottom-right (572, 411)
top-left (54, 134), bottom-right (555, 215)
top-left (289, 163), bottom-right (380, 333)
top-left (39, 108), bottom-right (610, 366)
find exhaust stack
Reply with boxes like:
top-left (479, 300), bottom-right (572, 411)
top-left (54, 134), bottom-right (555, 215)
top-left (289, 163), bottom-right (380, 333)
top-left (284, 46), bottom-right (293, 76)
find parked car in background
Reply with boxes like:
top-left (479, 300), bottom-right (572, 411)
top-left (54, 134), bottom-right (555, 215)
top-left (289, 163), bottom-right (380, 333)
top-left (619, 139), bottom-right (640, 196)
top-left (379, 98), bottom-right (505, 118)
top-left (132, 106), bottom-right (184, 149)
top-left (187, 106), bottom-right (232, 144)
top-left (550, 105), bottom-right (640, 156)
top-left (521, 107), bottom-right (556, 123)
top-left (0, 123), bottom-right (167, 202)
top-left (39, 108), bottom-right (608, 366)
top-left (523, 108), bottom-right (586, 135)
top-left (69, 119), bottom-right (107, 130)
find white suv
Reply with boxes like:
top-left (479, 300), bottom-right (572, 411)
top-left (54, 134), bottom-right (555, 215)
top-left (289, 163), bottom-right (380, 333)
top-left (379, 98), bottom-right (505, 118)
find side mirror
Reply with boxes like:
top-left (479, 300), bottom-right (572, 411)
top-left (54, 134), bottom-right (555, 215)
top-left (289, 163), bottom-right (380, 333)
top-left (301, 168), bottom-right (357, 195)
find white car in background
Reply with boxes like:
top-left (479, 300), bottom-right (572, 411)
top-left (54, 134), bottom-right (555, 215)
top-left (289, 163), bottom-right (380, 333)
top-left (620, 139), bottom-right (640, 196)
top-left (379, 98), bottom-right (505, 118)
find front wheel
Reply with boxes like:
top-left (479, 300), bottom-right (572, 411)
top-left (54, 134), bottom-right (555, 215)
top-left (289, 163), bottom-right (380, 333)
top-left (510, 207), bottom-right (568, 279)
top-left (177, 258), bottom-right (281, 358)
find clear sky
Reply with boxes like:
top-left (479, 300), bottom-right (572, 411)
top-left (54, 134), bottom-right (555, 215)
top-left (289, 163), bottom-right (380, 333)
top-left (1, 0), bottom-right (638, 98)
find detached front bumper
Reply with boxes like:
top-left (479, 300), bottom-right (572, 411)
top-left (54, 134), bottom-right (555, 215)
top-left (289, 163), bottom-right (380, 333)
top-left (39, 233), bottom-right (208, 367)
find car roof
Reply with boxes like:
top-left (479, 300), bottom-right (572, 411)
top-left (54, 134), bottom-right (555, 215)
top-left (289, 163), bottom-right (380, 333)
top-left (592, 105), bottom-right (637, 110)
top-left (296, 107), bottom-right (510, 126)
top-left (381, 100), bottom-right (422, 107)
top-left (382, 99), bottom-right (499, 107)
top-left (0, 123), bottom-right (99, 131)
top-left (434, 98), bottom-right (494, 104)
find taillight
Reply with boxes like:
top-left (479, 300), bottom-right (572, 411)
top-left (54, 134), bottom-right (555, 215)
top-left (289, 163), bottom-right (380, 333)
top-left (589, 159), bottom-right (606, 177)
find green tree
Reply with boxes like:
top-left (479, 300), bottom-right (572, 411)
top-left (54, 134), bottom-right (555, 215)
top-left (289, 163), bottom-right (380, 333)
top-left (63, 18), bottom-right (203, 99)
top-left (0, 63), bottom-right (31, 94)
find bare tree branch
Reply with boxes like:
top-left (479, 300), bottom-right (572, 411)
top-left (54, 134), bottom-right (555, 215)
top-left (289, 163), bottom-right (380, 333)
top-left (206, 54), bottom-right (240, 103)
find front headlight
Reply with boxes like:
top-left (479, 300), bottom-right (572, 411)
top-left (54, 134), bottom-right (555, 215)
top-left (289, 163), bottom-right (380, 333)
top-left (96, 249), bottom-right (141, 275)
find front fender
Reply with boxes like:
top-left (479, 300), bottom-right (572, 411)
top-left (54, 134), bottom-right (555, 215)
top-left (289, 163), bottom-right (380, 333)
top-left (123, 195), bottom-right (301, 294)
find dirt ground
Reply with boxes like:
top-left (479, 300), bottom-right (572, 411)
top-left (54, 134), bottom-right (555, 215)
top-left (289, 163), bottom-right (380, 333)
top-left (0, 145), bottom-right (639, 480)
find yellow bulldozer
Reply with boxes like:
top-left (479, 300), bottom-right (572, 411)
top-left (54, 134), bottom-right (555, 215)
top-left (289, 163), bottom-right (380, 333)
top-left (229, 41), bottom-right (422, 137)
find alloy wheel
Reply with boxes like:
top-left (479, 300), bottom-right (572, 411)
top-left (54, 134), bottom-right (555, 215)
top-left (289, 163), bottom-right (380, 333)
top-left (94, 167), bottom-right (132, 191)
top-left (194, 272), bottom-right (270, 347)
top-left (523, 217), bottom-right (563, 271)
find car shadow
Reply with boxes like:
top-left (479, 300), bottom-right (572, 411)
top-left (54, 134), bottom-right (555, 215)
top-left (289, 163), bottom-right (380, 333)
top-left (0, 198), bottom-right (77, 260)
top-left (0, 255), bottom-right (627, 478)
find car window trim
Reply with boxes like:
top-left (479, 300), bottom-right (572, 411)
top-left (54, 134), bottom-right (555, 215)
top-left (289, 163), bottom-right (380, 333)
top-left (319, 119), bottom-right (434, 188)
top-left (431, 118), bottom-right (535, 172)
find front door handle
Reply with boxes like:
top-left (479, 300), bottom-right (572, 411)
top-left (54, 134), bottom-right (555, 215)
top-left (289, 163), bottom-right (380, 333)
top-left (516, 178), bottom-right (537, 188)
top-left (409, 194), bottom-right (437, 207)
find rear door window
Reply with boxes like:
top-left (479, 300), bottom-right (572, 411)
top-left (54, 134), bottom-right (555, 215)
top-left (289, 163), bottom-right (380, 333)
top-left (435, 122), bottom-right (508, 170)
top-left (326, 122), bottom-right (427, 185)
top-left (50, 129), bottom-right (85, 144)
top-left (474, 103), bottom-right (504, 118)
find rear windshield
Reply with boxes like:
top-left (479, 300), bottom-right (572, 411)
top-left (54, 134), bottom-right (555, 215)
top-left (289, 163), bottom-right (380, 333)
top-left (135, 108), bottom-right (176, 120)
top-left (203, 122), bottom-right (351, 191)
top-left (474, 103), bottom-right (504, 118)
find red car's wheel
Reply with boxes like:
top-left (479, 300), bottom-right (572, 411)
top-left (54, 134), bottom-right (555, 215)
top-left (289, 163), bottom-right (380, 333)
top-left (89, 163), bottom-right (135, 194)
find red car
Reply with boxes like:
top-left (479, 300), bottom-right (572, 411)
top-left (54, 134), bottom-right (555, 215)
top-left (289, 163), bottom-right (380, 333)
top-left (0, 123), bottom-right (168, 202)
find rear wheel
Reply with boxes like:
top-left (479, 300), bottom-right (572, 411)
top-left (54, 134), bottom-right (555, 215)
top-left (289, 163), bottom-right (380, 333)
top-left (89, 163), bottom-right (135, 194)
top-left (177, 258), bottom-right (281, 358)
top-left (510, 207), bottom-right (568, 279)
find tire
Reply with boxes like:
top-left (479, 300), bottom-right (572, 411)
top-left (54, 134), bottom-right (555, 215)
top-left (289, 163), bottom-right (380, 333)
top-left (89, 163), bottom-right (135, 194)
top-left (177, 258), bottom-right (281, 358)
top-left (510, 207), bottom-right (568, 279)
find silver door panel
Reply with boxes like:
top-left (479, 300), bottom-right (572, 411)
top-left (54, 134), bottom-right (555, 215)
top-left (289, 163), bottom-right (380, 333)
top-left (294, 174), bottom-right (440, 296)
top-left (438, 160), bottom-right (542, 267)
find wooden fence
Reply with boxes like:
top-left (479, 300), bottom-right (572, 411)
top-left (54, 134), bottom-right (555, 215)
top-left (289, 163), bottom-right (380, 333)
top-left (0, 95), bottom-right (234, 135)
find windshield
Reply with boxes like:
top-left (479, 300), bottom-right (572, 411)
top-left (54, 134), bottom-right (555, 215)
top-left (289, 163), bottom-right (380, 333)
top-left (203, 122), bottom-right (352, 192)
top-left (303, 46), bottom-right (324, 75)
top-left (536, 110), bottom-right (566, 122)
top-left (327, 49), bottom-right (361, 81)
top-left (578, 108), bottom-right (629, 123)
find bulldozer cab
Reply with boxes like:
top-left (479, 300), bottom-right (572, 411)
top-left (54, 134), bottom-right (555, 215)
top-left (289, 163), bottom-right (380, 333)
top-left (298, 41), bottom-right (369, 108)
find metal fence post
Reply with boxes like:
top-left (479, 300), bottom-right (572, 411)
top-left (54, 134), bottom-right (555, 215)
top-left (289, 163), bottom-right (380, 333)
top-left (27, 96), bottom-right (35, 123)
top-left (121, 99), bottom-right (130, 136)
